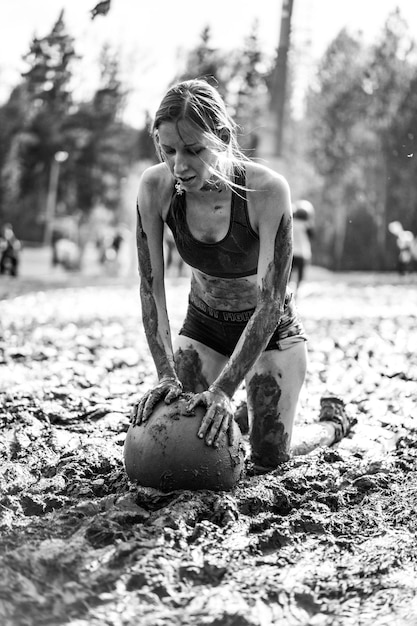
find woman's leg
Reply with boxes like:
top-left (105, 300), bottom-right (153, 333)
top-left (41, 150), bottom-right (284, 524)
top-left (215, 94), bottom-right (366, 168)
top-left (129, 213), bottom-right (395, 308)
top-left (246, 341), bottom-right (307, 469)
top-left (173, 335), bottom-right (228, 393)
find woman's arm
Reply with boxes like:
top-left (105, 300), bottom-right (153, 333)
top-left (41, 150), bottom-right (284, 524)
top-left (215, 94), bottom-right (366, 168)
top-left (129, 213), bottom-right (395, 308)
top-left (133, 168), bottom-right (182, 422)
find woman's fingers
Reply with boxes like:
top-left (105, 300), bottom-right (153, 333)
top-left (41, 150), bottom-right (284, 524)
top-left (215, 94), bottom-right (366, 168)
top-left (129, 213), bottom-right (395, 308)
top-left (130, 393), bottom-right (147, 425)
top-left (211, 414), bottom-right (231, 448)
top-left (190, 389), bottom-right (235, 447)
top-left (132, 387), bottom-right (235, 447)
top-left (198, 405), bottom-right (230, 447)
top-left (131, 380), bottom-right (183, 425)
top-left (164, 385), bottom-right (182, 404)
top-left (185, 392), bottom-right (207, 414)
top-left (142, 388), bottom-right (163, 421)
top-left (197, 403), bottom-right (217, 443)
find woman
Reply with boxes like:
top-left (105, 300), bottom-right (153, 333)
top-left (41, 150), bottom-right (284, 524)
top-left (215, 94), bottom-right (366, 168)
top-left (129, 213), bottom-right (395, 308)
top-left (131, 79), bottom-right (350, 474)
top-left (0, 223), bottom-right (21, 277)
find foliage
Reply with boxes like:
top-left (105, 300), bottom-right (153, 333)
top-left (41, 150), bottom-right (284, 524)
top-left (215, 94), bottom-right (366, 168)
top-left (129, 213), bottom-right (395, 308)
top-left (305, 10), bottom-right (417, 270)
top-left (171, 23), bottom-right (271, 156)
top-left (229, 21), bottom-right (269, 154)
top-left (136, 113), bottom-right (158, 163)
top-left (173, 26), bottom-right (230, 96)
top-left (1, 6), bottom-right (416, 268)
top-left (63, 43), bottom-right (138, 214)
top-left (0, 12), bottom-right (139, 242)
top-left (0, 11), bottom-right (77, 239)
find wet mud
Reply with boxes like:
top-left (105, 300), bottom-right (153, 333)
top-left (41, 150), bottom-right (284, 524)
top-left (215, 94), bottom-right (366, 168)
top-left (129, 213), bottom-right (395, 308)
top-left (0, 280), bottom-right (416, 625)
top-left (249, 373), bottom-right (290, 467)
top-left (175, 347), bottom-right (209, 393)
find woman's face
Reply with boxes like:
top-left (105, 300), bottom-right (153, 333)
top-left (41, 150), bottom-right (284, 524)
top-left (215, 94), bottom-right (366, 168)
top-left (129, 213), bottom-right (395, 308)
top-left (156, 121), bottom-right (219, 192)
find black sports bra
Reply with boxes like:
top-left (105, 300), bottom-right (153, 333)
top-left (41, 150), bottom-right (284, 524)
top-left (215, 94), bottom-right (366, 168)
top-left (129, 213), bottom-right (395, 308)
top-left (165, 168), bottom-right (259, 278)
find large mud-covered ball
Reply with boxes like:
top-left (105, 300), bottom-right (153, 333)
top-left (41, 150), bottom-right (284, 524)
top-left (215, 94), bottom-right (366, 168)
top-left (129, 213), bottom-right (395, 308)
top-left (124, 396), bottom-right (245, 491)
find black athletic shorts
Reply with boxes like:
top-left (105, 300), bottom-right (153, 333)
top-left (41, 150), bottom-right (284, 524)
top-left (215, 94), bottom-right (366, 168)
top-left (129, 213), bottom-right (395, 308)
top-left (179, 291), bottom-right (307, 357)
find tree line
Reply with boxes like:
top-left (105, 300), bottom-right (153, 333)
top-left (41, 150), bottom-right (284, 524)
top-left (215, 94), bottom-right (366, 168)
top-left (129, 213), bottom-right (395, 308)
top-left (304, 9), bottom-right (417, 270)
top-left (0, 8), bottom-right (415, 270)
top-left (0, 11), bottom-right (138, 242)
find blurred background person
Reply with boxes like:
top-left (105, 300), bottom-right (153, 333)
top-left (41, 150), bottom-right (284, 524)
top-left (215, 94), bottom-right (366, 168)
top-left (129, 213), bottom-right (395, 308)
top-left (290, 200), bottom-right (315, 293)
top-left (0, 223), bottom-right (21, 277)
top-left (388, 220), bottom-right (417, 275)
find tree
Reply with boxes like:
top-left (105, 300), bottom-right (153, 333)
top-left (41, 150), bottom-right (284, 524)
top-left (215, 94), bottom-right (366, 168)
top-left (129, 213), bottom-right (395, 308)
top-left (1, 10), bottom-right (78, 239)
top-left (137, 112), bottom-right (157, 162)
top-left (63, 44), bottom-right (138, 213)
top-left (22, 10), bottom-right (76, 116)
top-left (268, 0), bottom-right (295, 156)
top-left (388, 71), bottom-right (417, 239)
top-left (304, 9), bottom-right (417, 271)
top-left (0, 86), bottom-right (32, 225)
top-left (0, 14), bottom-right (140, 241)
top-left (174, 25), bottom-right (230, 98)
top-left (362, 9), bottom-right (416, 267)
top-left (230, 21), bottom-right (268, 155)
top-left (306, 29), bottom-right (369, 269)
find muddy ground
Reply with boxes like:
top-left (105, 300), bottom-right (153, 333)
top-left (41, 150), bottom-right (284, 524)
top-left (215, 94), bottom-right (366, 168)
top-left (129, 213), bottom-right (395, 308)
top-left (0, 274), bottom-right (416, 626)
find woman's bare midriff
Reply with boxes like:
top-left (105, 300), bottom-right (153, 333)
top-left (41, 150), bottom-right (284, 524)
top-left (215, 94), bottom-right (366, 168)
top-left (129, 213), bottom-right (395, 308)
top-left (190, 269), bottom-right (257, 311)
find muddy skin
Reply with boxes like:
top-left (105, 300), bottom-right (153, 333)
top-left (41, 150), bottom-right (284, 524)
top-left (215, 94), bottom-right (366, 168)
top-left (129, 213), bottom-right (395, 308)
top-left (249, 372), bottom-right (290, 468)
top-left (136, 204), bottom-right (174, 379)
top-left (191, 272), bottom-right (256, 310)
top-left (211, 217), bottom-right (292, 399)
top-left (175, 347), bottom-right (209, 393)
top-left (262, 213), bottom-right (293, 299)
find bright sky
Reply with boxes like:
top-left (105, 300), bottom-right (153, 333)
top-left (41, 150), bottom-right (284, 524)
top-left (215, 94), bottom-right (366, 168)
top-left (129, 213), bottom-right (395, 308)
top-left (1, 0), bottom-right (417, 126)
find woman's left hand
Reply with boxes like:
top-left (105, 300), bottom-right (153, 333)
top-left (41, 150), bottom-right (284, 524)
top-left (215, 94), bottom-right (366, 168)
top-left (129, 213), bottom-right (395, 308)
top-left (186, 386), bottom-right (235, 447)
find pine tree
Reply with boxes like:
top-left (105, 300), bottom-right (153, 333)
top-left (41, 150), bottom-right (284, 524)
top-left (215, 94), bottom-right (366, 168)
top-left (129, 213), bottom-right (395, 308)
top-left (231, 21), bottom-right (267, 154)
top-left (11, 10), bottom-right (78, 238)
top-left (64, 44), bottom-right (137, 213)
top-left (22, 10), bottom-right (76, 120)
top-left (363, 9), bottom-right (416, 266)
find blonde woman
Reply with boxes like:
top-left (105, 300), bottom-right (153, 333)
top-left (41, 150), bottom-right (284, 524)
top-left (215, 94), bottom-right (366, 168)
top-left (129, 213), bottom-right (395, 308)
top-left (131, 79), bottom-right (350, 474)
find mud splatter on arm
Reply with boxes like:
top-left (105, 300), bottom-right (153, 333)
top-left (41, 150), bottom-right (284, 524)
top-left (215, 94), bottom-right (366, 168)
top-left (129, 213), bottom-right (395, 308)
top-left (262, 211), bottom-right (293, 309)
top-left (136, 200), bottom-right (176, 381)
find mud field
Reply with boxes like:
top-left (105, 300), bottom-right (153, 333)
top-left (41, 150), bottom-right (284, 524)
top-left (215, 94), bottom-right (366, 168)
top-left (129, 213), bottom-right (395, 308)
top-left (1, 275), bottom-right (416, 626)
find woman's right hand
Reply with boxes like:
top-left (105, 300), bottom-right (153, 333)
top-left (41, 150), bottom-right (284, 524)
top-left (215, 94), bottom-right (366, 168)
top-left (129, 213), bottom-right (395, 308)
top-left (130, 377), bottom-right (183, 426)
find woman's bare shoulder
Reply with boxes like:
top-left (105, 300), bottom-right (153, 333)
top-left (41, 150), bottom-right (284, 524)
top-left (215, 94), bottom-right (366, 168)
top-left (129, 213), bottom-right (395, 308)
top-left (139, 163), bottom-right (172, 194)
top-left (244, 161), bottom-right (291, 228)
top-left (138, 164), bottom-right (173, 216)
top-left (245, 161), bottom-right (289, 196)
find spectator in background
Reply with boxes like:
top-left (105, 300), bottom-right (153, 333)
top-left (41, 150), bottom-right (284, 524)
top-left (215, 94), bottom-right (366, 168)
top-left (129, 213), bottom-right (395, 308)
top-left (388, 221), bottom-right (417, 275)
top-left (0, 223), bottom-right (21, 277)
top-left (290, 200), bottom-right (315, 293)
